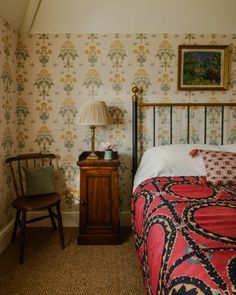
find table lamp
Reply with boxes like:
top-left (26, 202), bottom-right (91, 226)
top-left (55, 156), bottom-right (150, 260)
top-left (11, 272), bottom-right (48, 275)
top-left (77, 100), bottom-right (110, 160)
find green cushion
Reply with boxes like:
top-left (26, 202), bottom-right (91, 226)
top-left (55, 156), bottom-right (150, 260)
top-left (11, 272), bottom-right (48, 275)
top-left (23, 166), bottom-right (54, 195)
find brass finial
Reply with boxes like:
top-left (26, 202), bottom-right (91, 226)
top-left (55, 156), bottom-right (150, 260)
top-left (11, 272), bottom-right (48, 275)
top-left (132, 86), bottom-right (139, 101)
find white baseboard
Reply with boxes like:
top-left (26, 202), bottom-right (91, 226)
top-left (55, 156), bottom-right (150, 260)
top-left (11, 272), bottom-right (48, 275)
top-left (0, 220), bottom-right (14, 255)
top-left (0, 210), bottom-right (131, 254)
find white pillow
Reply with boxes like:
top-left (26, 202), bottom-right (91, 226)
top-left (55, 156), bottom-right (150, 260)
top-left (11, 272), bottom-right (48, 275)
top-left (133, 144), bottom-right (236, 191)
top-left (221, 144), bottom-right (236, 152)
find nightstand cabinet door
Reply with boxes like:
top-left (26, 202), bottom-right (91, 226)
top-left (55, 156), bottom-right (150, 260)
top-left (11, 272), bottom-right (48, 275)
top-left (77, 152), bottom-right (120, 244)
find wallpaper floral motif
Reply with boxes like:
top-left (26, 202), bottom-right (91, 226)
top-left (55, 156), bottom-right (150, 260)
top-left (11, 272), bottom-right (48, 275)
top-left (0, 17), bottom-right (18, 231)
top-left (1, 15), bottom-right (236, 232)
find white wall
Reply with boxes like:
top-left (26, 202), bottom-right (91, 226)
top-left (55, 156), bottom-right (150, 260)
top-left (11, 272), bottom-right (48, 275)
top-left (30, 0), bottom-right (236, 34)
top-left (0, 0), bottom-right (29, 31)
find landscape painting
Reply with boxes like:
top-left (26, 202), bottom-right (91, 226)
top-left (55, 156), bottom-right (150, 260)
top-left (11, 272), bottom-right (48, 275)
top-left (178, 45), bottom-right (229, 91)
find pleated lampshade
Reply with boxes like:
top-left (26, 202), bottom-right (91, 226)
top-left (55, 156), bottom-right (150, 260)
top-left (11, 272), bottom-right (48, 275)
top-left (78, 100), bottom-right (110, 126)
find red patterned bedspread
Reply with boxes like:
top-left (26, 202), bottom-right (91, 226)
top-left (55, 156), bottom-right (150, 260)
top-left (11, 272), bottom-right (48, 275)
top-left (131, 176), bottom-right (236, 295)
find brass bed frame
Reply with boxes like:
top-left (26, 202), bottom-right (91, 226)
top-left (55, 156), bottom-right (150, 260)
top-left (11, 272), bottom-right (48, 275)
top-left (132, 86), bottom-right (236, 177)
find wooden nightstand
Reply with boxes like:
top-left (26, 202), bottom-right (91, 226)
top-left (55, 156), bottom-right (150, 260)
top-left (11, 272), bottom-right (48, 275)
top-left (77, 151), bottom-right (121, 244)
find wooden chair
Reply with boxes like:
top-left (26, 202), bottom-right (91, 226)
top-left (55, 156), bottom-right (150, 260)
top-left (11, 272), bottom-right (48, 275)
top-left (6, 153), bottom-right (65, 264)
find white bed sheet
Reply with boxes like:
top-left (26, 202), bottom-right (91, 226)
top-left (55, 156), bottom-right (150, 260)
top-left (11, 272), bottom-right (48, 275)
top-left (133, 144), bottom-right (236, 191)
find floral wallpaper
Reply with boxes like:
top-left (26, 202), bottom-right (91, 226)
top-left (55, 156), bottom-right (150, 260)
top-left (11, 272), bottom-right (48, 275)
top-left (0, 17), bottom-right (18, 231)
top-left (1, 15), bottom-right (236, 231)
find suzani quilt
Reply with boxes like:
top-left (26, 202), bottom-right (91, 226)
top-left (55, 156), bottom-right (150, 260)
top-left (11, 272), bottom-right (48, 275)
top-left (131, 176), bottom-right (236, 295)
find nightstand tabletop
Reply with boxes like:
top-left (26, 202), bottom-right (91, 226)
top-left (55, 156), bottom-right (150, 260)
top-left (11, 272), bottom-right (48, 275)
top-left (77, 151), bottom-right (119, 166)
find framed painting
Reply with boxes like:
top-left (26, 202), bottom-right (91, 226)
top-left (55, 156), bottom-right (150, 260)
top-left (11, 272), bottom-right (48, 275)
top-left (177, 45), bottom-right (229, 91)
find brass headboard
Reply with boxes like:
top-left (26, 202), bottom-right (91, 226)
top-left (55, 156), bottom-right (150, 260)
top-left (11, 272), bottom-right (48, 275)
top-left (132, 86), bottom-right (236, 177)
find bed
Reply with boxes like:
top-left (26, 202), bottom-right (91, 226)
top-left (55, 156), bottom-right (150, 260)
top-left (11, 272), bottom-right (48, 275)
top-left (131, 87), bottom-right (236, 295)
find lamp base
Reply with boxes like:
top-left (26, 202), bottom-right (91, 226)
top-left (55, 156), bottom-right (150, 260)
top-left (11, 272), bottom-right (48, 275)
top-left (86, 152), bottom-right (98, 160)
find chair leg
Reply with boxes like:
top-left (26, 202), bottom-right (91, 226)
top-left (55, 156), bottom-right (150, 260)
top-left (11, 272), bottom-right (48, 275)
top-left (12, 209), bottom-right (21, 243)
top-left (48, 208), bottom-right (57, 230)
top-left (56, 203), bottom-right (65, 250)
top-left (19, 211), bottom-right (27, 265)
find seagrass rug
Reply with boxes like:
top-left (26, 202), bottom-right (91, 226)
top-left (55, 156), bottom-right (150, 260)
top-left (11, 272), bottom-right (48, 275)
top-left (0, 227), bottom-right (145, 295)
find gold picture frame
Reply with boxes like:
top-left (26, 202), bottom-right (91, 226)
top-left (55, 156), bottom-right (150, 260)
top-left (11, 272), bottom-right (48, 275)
top-left (177, 45), bottom-right (229, 91)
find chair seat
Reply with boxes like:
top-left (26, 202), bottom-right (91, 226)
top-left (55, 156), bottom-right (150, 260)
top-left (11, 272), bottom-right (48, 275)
top-left (12, 192), bottom-right (61, 211)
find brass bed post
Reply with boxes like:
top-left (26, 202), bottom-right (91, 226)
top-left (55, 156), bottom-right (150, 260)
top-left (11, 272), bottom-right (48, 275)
top-left (132, 86), bottom-right (139, 178)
